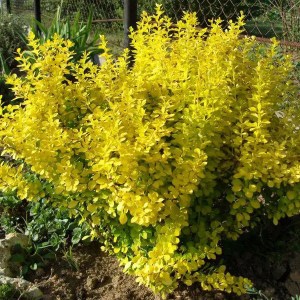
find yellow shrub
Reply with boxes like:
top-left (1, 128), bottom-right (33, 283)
top-left (0, 6), bottom-right (299, 297)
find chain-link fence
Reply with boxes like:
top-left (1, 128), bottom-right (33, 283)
top-left (140, 0), bottom-right (300, 45)
top-left (1, 0), bottom-right (124, 27)
top-left (1, 0), bottom-right (300, 47)
top-left (0, 0), bottom-right (125, 53)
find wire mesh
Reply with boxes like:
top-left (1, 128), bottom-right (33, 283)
top-left (9, 0), bottom-right (34, 24)
top-left (3, 0), bottom-right (125, 53)
top-left (2, 0), bottom-right (300, 47)
top-left (3, 0), bottom-right (124, 27)
top-left (139, 0), bottom-right (300, 44)
top-left (42, 0), bottom-right (124, 26)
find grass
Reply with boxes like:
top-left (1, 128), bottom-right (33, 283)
top-left (245, 19), bottom-right (283, 39)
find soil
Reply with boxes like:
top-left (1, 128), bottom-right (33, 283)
top-left (27, 217), bottom-right (300, 300)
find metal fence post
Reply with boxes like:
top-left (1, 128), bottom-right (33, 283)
top-left (124, 0), bottom-right (138, 66)
top-left (6, 0), bottom-right (11, 14)
top-left (34, 0), bottom-right (41, 34)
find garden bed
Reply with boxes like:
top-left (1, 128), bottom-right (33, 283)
top-left (27, 218), bottom-right (300, 300)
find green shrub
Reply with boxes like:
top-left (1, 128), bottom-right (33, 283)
top-left (31, 6), bottom-right (103, 63)
top-left (0, 6), bottom-right (299, 298)
top-left (0, 14), bottom-right (27, 74)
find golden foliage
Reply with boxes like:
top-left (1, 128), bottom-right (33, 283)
top-left (0, 6), bottom-right (299, 297)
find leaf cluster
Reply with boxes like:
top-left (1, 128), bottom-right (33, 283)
top-left (0, 194), bottom-right (89, 276)
top-left (0, 283), bottom-right (20, 300)
top-left (31, 6), bottom-right (103, 63)
top-left (0, 6), bottom-right (299, 298)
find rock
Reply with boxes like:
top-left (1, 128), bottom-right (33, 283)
top-left (0, 233), bottom-right (30, 277)
top-left (0, 234), bottom-right (42, 299)
top-left (0, 275), bottom-right (43, 299)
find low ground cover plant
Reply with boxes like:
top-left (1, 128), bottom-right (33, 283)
top-left (0, 193), bottom-right (89, 276)
top-left (0, 283), bottom-right (20, 300)
top-left (0, 6), bottom-right (299, 298)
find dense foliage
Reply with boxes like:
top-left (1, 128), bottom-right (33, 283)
top-left (0, 7), bottom-right (299, 297)
top-left (32, 6), bottom-right (103, 64)
top-left (0, 14), bottom-right (27, 73)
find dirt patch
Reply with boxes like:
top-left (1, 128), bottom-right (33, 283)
top-left (26, 242), bottom-right (299, 300)
top-left (29, 242), bottom-right (155, 300)
top-left (27, 217), bottom-right (300, 300)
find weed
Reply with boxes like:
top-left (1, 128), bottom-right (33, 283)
top-left (62, 245), bottom-right (79, 271)
top-left (0, 283), bottom-right (20, 300)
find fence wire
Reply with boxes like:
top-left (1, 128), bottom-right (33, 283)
top-left (2, 0), bottom-right (300, 46)
top-left (3, 0), bottom-right (124, 27)
top-left (140, 0), bottom-right (300, 44)
top-left (42, 0), bottom-right (124, 26)
top-left (2, 0), bottom-right (125, 52)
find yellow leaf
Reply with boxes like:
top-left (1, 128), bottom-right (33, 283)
top-left (185, 279), bottom-right (193, 286)
top-left (68, 200), bottom-right (78, 209)
top-left (91, 215), bottom-right (100, 225)
top-left (119, 212), bottom-right (128, 225)
top-left (160, 272), bottom-right (173, 286)
top-left (87, 203), bottom-right (98, 213)
top-left (250, 199), bottom-right (260, 209)
top-left (287, 190), bottom-right (296, 200)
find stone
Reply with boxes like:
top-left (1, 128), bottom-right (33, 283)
top-left (0, 233), bottom-right (30, 277)
top-left (0, 275), bottom-right (43, 299)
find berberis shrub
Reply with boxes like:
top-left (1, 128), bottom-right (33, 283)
top-left (0, 6), bottom-right (299, 297)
